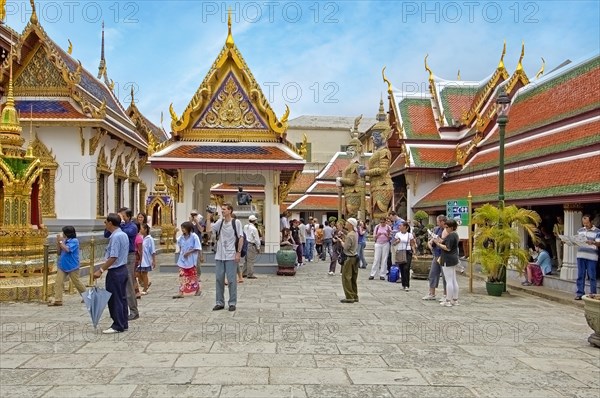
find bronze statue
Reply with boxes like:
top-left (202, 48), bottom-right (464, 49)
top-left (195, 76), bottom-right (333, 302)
top-left (359, 127), bottom-right (393, 221)
top-left (336, 137), bottom-right (365, 219)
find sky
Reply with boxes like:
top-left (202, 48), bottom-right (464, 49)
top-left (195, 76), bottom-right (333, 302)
top-left (5, 1), bottom-right (600, 126)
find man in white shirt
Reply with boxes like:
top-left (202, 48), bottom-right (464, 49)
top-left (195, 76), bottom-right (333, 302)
top-left (211, 203), bottom-right (244, 311)
top-left (243, 215), bottom-right (261, 279)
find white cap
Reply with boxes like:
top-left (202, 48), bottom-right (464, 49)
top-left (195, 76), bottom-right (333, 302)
top-left (347, 217), bottom-right (358, 231)
top-left (248, 215), bottom-right (258, 222)
top-left (190, 209), bottom-right (198, 215)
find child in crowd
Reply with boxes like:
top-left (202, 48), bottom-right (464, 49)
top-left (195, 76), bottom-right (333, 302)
top-left (48, 226), bottom-right (86, 306)
top-left (137, 223), bottom-right (156, 294)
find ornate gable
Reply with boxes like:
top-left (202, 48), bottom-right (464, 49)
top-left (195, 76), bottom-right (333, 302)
top-left (194, 72), bottom-right (268, 130)
top-left (14, 45), bottom-right (68, 95)
top-left (169, 12), bottom-right (290, 142)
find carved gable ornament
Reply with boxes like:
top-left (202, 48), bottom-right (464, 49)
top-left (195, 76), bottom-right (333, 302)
top-left (194, 72), bottom-right (267, 130)
top-left (14, 45), bottom-right (68, 95)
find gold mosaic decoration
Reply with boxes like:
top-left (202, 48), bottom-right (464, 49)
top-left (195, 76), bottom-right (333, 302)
top-left (195, 74), bottom-right (265, 130)
top-left (13, 44), bottom-right (68, 95)
top-left (31, 134), bottom-right (57, 218)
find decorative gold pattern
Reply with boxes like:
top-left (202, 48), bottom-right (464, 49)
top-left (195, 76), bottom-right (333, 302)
top-left (79, 127), bottom-right (85, 155)
top-left (461, 42), bottom-right (510, 126)
top-left (382, 66), bottom-right (393, 95)
top-left (89, 128), bottom-right (106, 155)
top-left (31, 134), bottom-right (57, 218)
top-left (424, 54), bottom-right (445, 126)
top-left (13, 45), bottom-right (69, 95)
top-left (195, 74), bottom-right (266, 130)
top-left (110, 140), bottom-right (125, 164)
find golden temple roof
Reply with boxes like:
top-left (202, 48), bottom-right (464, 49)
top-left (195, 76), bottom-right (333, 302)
top-left (169, 13), bottom-right (290, 142)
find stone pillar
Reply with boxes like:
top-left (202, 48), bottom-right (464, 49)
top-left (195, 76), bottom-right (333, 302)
top-left (560, 204), bottom-right (583, 280)
top-left (263, 170), bottom-right (280, 254)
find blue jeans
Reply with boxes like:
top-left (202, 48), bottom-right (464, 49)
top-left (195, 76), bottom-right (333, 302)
top-left (215, 260), bottom-right (238, 306)
top-left (576, 258), bottom-right (598, 297)
top-left (106, 265), bottom-right (128, 332)
top-left (323, 239), bottom-right (333, 260)
top-left (305, 238), bottom-right (315, 261)
top-left (357, 241), bottom-right (367, 268)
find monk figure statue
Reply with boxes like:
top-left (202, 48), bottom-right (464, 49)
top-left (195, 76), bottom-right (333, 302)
top-left (359, 128), bottom-right (393, 221)
top-left (336, 138), bottom-right (365, 219)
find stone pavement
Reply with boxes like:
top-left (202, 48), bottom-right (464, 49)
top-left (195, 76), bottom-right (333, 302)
top-left (1, 256), bottom-right (599, 398)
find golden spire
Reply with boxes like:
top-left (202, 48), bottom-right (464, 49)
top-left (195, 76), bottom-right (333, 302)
top-left (457, 69), bottom-right (461, 81)
top-left (29, 0), bottom-right (38, 24)
top-left (535, 57), bottom-right (545, 79)
top-left (98, 21), bottom-right (106, 79)
top-left (226, 7), bottom-right (234, 48)
top-left (130, 85), bottom-right (135, 106)
top-left (381, 66), bottom-right (393, 95)
top-left (0, 44), bottom-right (23, 138)
top-left (516, 41), bottom-right (525, 72)
top-left (497, 40), bottom-right (506, 70)
top-left (67, 39), bottom-right (73, 55)
top-left (424, 54), bottom-right (434, 84)
top-left (25, 106), bottom-right (34, 158)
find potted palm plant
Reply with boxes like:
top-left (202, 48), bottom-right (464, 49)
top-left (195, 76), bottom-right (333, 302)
top-left (471, 204), bottom-right (540, 296)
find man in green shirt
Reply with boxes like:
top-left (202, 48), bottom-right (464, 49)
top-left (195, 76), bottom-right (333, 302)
top-left (341, 218), bottom-right (359, 303)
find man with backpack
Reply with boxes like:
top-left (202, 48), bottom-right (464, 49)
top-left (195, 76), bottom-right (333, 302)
top-left (211, 203), bottom-right (244, 311)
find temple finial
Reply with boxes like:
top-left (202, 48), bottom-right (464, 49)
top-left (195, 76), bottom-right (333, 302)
top-left (29, 0), bottom-right (38, 24)
top-left (516, 41), bottom-right (525, 72)
top-left (67, 39), bottom-right (73, 55)
top-left (535, 57), bottom-right (545, 79)
top-left (381, 66), bottom-right (392, 95)
top-left (130, 85), bottom-right (135, 105)
top-left (424, 54), bottom-right (434, 84)
top-left (457, 69), bottom-right (461, 81)
top-left (497, 40), bottom-right (506, 70)
top-left (226, 7), bottom-right (234, 48)
top-left (98, 21), bottom-right (106, 79)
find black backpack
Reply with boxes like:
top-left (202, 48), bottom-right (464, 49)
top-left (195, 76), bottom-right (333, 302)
top-left (218, 219), bottom-right (248, 257)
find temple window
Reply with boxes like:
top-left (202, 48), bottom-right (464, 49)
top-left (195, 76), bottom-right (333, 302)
top-left (97, 173), bottom-right (107, 217)
top-left (115, 177), bottom-right (124, 210)
top-left (129, 181), bottom-right (137, 214)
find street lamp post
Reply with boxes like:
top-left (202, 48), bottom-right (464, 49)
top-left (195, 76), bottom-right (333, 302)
top-left (496, 88), bottom-right (511, 292)
top-left (496, 89), bottom-right (511, 210)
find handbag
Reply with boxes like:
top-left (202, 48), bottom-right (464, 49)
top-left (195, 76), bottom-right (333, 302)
top-left (395, 236), bottom-right (409, 264)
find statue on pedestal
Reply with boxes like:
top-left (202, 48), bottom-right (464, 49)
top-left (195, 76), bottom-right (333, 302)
top-left (359, 126), bottom-right (393, 221)
top-left (237, 186), bottom-right (252, 206)
top-left (336, 133), bottom-right (365, 219)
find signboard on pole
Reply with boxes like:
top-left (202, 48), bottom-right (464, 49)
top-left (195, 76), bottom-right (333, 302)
top-left (446, 199), bottom-right (470, 239)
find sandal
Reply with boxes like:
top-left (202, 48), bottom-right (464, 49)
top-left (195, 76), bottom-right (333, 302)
top-left (237, 280), bottom-right (244, 283)
top-left (172, 294), bottom-right (184, 299)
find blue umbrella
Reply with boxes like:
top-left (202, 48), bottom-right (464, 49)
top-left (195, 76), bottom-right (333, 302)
top-left (82, 285), bottom-right (112, 329)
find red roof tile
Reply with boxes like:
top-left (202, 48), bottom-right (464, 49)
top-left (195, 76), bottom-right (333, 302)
top-left (412, 147), bottom-right (457, 168)
top-left (417, 157), bottom-right (600, 208)
top-left (400, 98), bottom-right (439, 139)
top-left (321, 156), bottom-right (350, 179)
top-left (289, 173), bottom-right (318, 194)
top-left (288, 195), bottom-right (340, 211)
top-left (467, 120), bottom-right (600, 171)
top-left (502, 63), bottom-right (600, 137)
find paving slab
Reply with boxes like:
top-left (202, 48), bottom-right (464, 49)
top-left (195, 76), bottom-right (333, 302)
top-left (0, 254), bottom-right (598, 397)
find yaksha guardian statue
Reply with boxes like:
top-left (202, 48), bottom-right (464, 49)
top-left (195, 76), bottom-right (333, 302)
top-left (336, 137), bottom-right (365, 219)
top-left (359, 126), bottom-right (393, 221)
